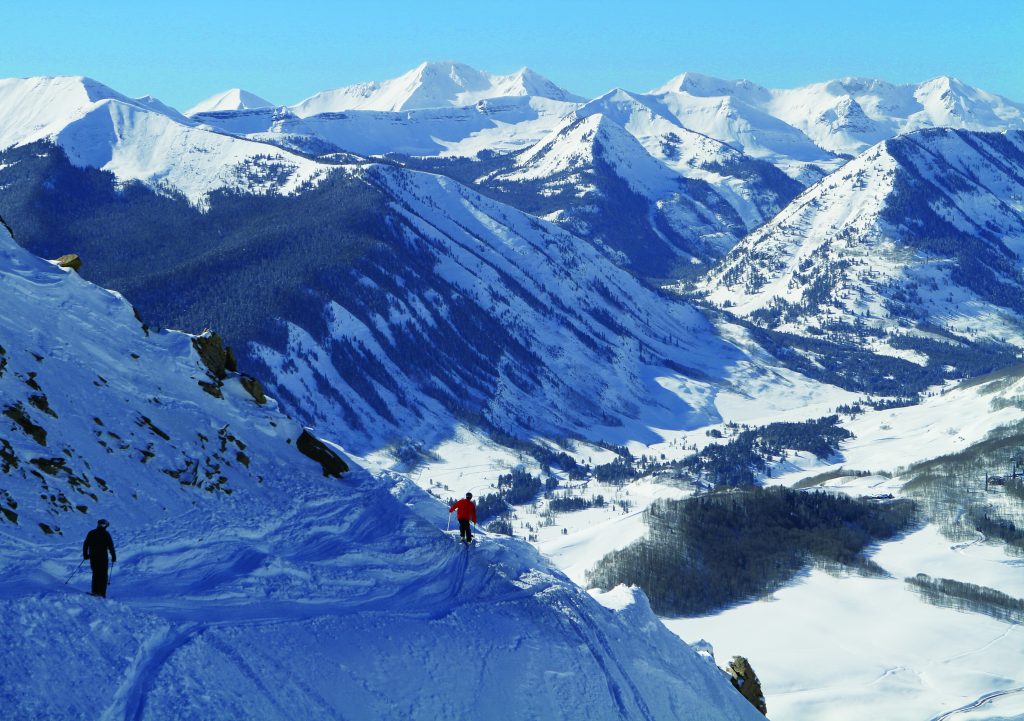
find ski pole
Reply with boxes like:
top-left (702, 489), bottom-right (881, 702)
top-left (108, 560), bottom-right (115, 586)
top-left (446, 511), bottom-right (452, 532)
top-left (65, 558), bottom-right (85, 585)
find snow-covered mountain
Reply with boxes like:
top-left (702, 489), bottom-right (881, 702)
top-left (475, 111), bottom-right (750, 274)
top-left (651, 71), bottom-right (1024, 160)
top-left (0, 76), bottom-right (330, 203)
top-left (184, 87), bottom-right (274, 115)
top-left (699, 128), bottom-right (1024, 353)
top-left (192, 95), bottom-right (579, 158)
top-left (463, 91), bottom-right (803, 273)
top-left (0, 218), bottom-right (765, 721)
top-left (290, 60), bottom-right (584, 115)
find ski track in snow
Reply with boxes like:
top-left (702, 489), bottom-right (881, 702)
top-left (929, 687), bottom-right (1024, 721)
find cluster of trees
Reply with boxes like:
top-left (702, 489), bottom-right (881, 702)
top-left (684, 416), bottom-right (853, 486)
top-left (906, 573), bottom-right (1024, 624)
top-left (901, 422), bottom-right (1024, 554)
top-left (587, 486), bottom-right (917, 616)
top-left (475, 467), bottom-right (557, 523)
top-left (549, 494), bottom-right (605, 513)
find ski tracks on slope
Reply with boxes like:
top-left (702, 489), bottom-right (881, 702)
top-left (559, 593), bottom-right (657, 721)
top-left (99, 622), bottom-right (202, 721)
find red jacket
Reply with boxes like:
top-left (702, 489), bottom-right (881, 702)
top-left (449, 498), bottom-right (477, 524)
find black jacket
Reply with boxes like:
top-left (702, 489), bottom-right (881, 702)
top-left (83, 528), bottom-right (116, 563)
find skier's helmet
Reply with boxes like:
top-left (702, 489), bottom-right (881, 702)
top-left (97, 519), bottom-right (110, 528)
top-left (466, 492), bottom-right (473, 500)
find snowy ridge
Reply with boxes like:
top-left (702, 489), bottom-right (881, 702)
top-left (0, 76), bottom-right (332, 203)
top-left (184, 87), bottom-right (274, 116)
top-left (0, 218), bottom-right (763, 721)
top-left (194, 95), bottom-right (580, 158)
top-left (700, 128), bottom-right (1024, 348)
top-left (651, 71), bottom-right (1024, 158)
top-left (290, 60), bottom-right (584, 115)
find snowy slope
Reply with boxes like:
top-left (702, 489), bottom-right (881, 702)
top-left (184, 87), bottom-right (274, 115)
top-left (290, 60), bottom-right (584, 115)
top-left (652, 78), bottom-right (839, 180)
top-left (479, 111), bottom-right (751, 270)
top-left (0, 218), bottom-right (764, 720)
top-left (194, 95), bottom-right (579, 158)
top-left (699, 128), bottom-right (1024, 350)
top-left (0, 76), bottom-right (330, 203)
top-left (651, 71), bottom-right (1024, 160)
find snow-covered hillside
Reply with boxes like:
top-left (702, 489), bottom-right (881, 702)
top-left (0, 218), bottom-right (765, 720)
top-left (699, 128), bottom-right (1024, 352)
top-left (0, 76), bottom-right (330, 203)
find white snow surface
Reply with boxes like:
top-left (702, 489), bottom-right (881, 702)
top-left (184, 88), bottom-right (274, 116)
top-left (651, 71), bottom-right (1024, 157)
top-left (290, 60), bottom-right (584, 115)
top-left (0, 220), bottom-right (765, 720)
top-left (0, 76), bottom-right (331, 203)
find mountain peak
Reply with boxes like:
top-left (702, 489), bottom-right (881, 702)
top-left (185, 88), bottom-right (274, 116)
top-left (290, 61), bottom-right (581, 116)
top-left (651, 71), bottom-right (768, 99)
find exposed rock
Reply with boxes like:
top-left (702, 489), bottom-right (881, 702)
top-left (29, 457), bottom-right (66, 476)
top-left (136, 415), bottom-right (171, 441)
top-left (192, 331), bottom-right (231, 380)
top-left (0, 214), bottom-right (15, 239)
top-left (198, 380), bottom-right (223, 399)
top-left (239, 375), bottom-right (267, 404)
top-left (54, 254), bottom-right (82, 271)
top-left (0, 439), bottom-right (17, 472)
top-left (225, 346), bottom-right (238, 374)
top-left (3, 402), bottom-right (47, 446)
top-left (296, 429), bottom-right (349, 478)
top-left (28, 394), bottom-right (57, 418)
top-left (726, 656), bottom-right (767, 716)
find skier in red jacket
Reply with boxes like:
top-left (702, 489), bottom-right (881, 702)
top-left (449, 493), bottom-right (477, 543)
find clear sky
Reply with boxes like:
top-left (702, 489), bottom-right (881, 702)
top-left (3, 0), bottom-right (1022, 110)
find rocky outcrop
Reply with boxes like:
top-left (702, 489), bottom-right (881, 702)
top-left (192, 331), bottom-right (236, 380)
top-left (3, 402), bottom-right (47, 446)
top-left (726, 656), bottom-right (767, 716)
top-left (296, 429), bottom-right (348, 478)
top-left (54, 254), bottom-right (82, 271)
top-left (239, 375), bottom-right (267, 404)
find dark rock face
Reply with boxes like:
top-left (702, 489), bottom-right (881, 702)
top-left (192, 331), bottom-right (232, 380)
top-left (3, 402), bottom-right (47, 446)
top-left (726, 656), bottom-right (767, 716)
top-left (54, 254), bottom-right (82, 271)
top-left (239, 376), bottom-right (267, 405)
top-left (296, 429), bottom-right (348, 478)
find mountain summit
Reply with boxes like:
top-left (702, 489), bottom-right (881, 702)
top-left (184, 88), bottom-right (274, 116)
top-left (290, 60), bottom-right (584, 115)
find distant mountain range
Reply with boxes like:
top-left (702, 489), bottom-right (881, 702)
top-left (0, 62), bottom-right (1022, 454)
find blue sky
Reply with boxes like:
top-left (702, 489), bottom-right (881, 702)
top-left (3, 0), bottom-right (1022, 109)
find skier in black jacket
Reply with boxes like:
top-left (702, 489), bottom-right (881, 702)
top-left (83, 519), bottom-right (116, 597)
